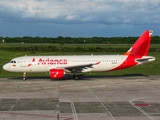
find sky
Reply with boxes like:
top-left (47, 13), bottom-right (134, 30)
top-left (0, 0), bottom-right (160, 37)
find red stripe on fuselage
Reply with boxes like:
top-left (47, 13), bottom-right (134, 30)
top-left (110, 55), bottom-right (141, 71)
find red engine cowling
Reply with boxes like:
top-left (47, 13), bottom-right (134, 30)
top-left (49, 69), bottom-right (65, 79)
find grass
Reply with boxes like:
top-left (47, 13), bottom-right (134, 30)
top-left (1, 43), bottom-right (159, 48)
top-left (0, 43), bottom-right (159, 78)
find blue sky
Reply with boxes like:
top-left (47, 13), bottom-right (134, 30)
top-left (0, 0), bottom-right (160, 37)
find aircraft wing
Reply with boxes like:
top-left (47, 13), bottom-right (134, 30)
top-left (49, 62), bottom-right (100, 73)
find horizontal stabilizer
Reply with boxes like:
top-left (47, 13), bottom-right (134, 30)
top-left (135, 56), bottom-right (155, 64)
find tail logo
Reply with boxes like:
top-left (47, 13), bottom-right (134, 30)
top-left (123, 30), bottom-right (153, 56)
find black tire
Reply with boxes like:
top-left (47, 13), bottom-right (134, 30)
top-left (74, 75), bottom-right (79, 80)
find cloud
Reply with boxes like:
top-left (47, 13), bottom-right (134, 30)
top-left (0, 0), bottom-right (160, 25)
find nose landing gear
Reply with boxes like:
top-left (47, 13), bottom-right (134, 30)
top-left (23, 72), bottom-right (26, 81)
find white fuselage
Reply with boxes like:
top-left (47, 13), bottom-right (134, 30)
top-left (3, 55), bottom-right (128, 73)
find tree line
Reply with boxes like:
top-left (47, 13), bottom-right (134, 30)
top-left (1, 45), bottom-right (159, 53)
top-left (0, 36), bottom-right (160, 44)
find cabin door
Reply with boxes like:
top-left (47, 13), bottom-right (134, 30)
top-left (21, 58), bottom-right (26, 67)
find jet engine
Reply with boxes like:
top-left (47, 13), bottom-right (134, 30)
top-left (49, 69), bottom-right (65, 79)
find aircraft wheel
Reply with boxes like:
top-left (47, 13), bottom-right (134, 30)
top-left (73, 75), bottom-right (79, 80)
top-left (23, 72), bottom-right (26, 81)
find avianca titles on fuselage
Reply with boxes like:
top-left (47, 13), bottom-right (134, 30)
top-left (3, 30), bottom-right (155, 80)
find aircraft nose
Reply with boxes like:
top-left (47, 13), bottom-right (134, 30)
top-left (3, 64), bottom-right (9, 71)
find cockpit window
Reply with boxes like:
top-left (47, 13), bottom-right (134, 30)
top-left (10, 61), bottom-right (16, 63)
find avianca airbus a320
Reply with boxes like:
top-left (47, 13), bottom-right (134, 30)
top-left (3, 30), bottom-right (155, 80)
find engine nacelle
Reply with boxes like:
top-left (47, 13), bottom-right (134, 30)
top-left (49, 69), bottom-right (65, 79)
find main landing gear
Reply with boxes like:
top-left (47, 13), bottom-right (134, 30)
top-left (73, 74), bottom-right (80, 80)
top-left (22, 72), bottom-right (26, 81)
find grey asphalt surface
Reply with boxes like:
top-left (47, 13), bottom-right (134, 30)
top-left (0, 75), bottom-right (160, 120)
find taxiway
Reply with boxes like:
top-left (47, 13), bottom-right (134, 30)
top-left (0, 75), bottom-right (160, 120)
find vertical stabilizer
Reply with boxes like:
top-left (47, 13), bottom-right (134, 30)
top-left (124, 30), bottom-right (153, 56)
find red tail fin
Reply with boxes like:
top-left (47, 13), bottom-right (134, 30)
top-left (124, 30), bottom-right (153, 56)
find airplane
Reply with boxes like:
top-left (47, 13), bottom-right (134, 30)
top-left (3, 30), bottom-right (155, 80)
